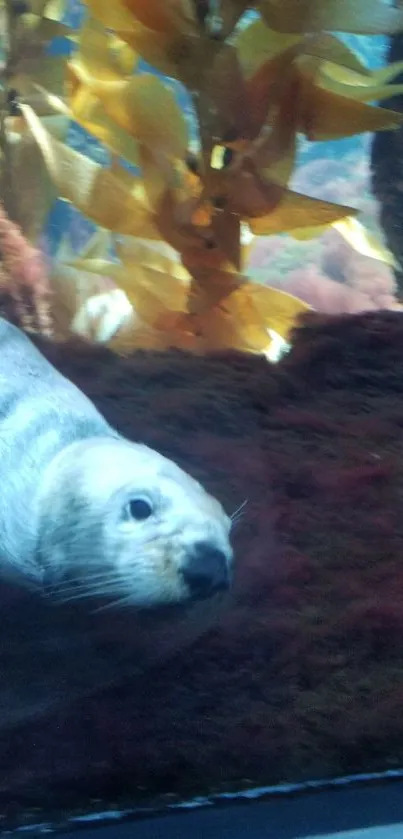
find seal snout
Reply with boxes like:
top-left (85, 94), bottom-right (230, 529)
top-left (182, 540), bottom-right (231, 601)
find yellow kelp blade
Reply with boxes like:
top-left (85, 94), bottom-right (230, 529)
top-left (301, 33), bottom-right (373, 75)
top-left (7, 112), bottom-right (70, 142)
top-left (83, 0), bottom-right (219, 86)
top-left (69, 14), bottom-right (138, 83)
top-left (66, 240), bottom-right (192, 323)
top-left (316, 59), bottom-right (403, 91)
top-left (68, 64), bottom-right (189, 162)
top-left (68, 85), bottom-right (140, 166)
top-left (4, 112), bottom-right (70, 243)
top-left (120, 0), bottom-right (197, 37)
top-left (81, 0), bottom-right (137, 31)
top-left (259, 0), bottom-right (403, 35)
top-left (321, 78), bottom-right (403, 104)
top-left (302, 58), bottom-right (403, 103)
top-left (82, 0), bottom-right (196, 78)
top-left (100, 74), bottom-right (188, 161)
top-left (173, 307), bottom-right (256, 353)
top-left (54, 232), bottom-right (81, 266)
top-left (104, 273), bottom-right (308, 355)
top-left (63, 257), bottom-right (121, 277)
top-left (297, 75), bottom-right (403, 139)
top-left (175, 280), bottom-right (310, 353)
top-left (236, 22), bottom-right (373, 82)
top-left (219, 281), bottom-right (311, 352)
top-left (12, 57), bottom-right (68, 104)
top-left (19, 103), bottom-right (161, 238)
top-left (82, 0), bottom-right (211, 85)
top-left (372, 61), bottom-right (403, 86)
top-left (137, 145), bottom-right (176, 210)
top-left (200, 162), bottom-right (355, 253)
top-left (31, 81), bottom-right (140, 167)
top-left (114, 237), bottom-right (192, 332)
top-left (114, 261), bottom-right (190, 323)
top-left (45, 0), bottom-right (67, 20)
top-left (332, 217), bottom-right (398, 268)
top-left (234, 19), bottom-right (301, 80)
top-left (77, 228), bottom-right (113, 260)
top-left (8, 12), bottom-right (71, 97)
top-left (78, 1), bottom-right (177, 78)
top-left (63, 251), bottom-right (189, 335)
top-left (287, 216), bottom-right (397, 269)
top-left (116, 24), bottom-right (178, 79)
top-left (29, 0), bottom-right (68, 21)
top-left (115, 236), bottom-right (190, 281)
top-left (247, 189), bottom-right (356, 236)
top-left (19, 14), bottom-right (72, 46)
top-left (9, 87), bottom-right (64, 128)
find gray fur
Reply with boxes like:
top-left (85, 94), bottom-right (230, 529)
top-left (0, 318), bottom-right (115, 585)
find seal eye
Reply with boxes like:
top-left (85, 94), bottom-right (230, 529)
top-left (128, 498), bottom-right (153, 521)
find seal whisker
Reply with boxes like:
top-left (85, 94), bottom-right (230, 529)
top-left (55, 591), bottom-right (123, 605)
top-left (44, 572), bottom-right (122, 592)
top-left (48, 591), bottom-right (116, 602)
top-left (43, 579), bottom-right (123, 598)
top-left (92, 596), bottom-right (136, 614)
top-left (230, 498), bottom-right (248, 527)
top-left (48, 580), bottom-right (128, 603)
top-left (230, 499), bottom-right (248, 519)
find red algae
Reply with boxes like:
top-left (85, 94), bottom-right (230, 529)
top-left (2, 308), bottom-right (403, 816)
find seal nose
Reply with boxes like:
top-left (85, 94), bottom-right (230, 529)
top-left (182, 541), bottom-right (230, 600)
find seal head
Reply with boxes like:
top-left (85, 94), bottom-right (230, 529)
top-left (36, 436), bottom-right (233, 610)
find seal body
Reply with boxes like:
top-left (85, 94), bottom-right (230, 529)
top-left (0, 317), bottom-right (233, 728)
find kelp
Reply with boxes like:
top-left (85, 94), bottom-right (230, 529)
top-left (0, 0), bottom-right (402, 353)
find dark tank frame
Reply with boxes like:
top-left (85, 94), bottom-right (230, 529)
top-left (8, 771), bottom-right (403, 839)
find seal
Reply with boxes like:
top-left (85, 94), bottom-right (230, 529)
top-left (0, 316), bottom-right (235, 731)
top-left (0, 316), bottom-right (233, 609)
